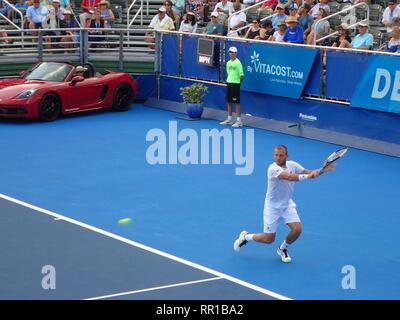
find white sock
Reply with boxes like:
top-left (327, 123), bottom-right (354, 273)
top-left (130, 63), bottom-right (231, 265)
top-left (244, 234), bottom-right (254, 241)
top-left (227, 115), bottom-right (232, 121)
top-left (237, 117), bottom-right (242, 123)
top-left (280, 240), bottom-right (289, 250)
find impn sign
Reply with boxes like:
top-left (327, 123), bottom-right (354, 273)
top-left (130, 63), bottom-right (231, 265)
top-left (197, 38), bottom-right (214, 66)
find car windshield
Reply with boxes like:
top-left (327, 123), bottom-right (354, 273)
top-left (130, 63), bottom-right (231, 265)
top-left (24, 63), bottom-right (73, 82)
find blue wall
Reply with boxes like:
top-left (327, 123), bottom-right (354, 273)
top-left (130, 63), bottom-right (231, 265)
top-left (159, 77), bottom-right (400, 145)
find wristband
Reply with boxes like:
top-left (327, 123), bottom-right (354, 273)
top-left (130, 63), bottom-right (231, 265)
top-left (298, 174), bottom-right (308, 181)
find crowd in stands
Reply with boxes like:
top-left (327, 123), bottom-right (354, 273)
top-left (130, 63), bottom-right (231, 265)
top-left (144, 0), bottom-right (400, 52)
top-left (0, 0), bottom-right (399, 52)
top-left (0, 0), bottom-right (115, 47)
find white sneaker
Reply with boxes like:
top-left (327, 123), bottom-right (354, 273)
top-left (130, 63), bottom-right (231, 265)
top-left (233, 230), bottom-right (249, 252)
top-left (220, 119), bottom-right (234, 125)
top-left (277, 247), bottom-right (292, 263)
top-left (232, 121), bottom-right (243, 128)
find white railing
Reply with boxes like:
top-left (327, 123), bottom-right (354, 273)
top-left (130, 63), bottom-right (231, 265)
top-left (0, 0), bottom-right (24, 30)
top-left (227, 0), bottom-right (274, 37)
top-left (0, 27), bottom-right (155, 66)
top-left (313, 2), bottom-right (370, 45)
top-left (127, 0), bottom-right (143, 27)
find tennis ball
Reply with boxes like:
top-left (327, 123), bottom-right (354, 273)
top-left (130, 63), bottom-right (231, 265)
top-left (118, 218), bottom-right (132, 225)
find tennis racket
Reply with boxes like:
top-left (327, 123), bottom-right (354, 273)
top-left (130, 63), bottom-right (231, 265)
top-left (319, 146), bottom-right (348, 174)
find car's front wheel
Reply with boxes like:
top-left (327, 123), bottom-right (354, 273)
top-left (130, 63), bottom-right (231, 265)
top-left (112, 84), bottom-right (132, 112)
top-left (38, 94), bottom-right (61, 122)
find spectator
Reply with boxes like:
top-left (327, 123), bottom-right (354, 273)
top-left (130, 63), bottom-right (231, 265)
top-left (243, 0), bottom-right (256, 9)
top-left (297, 3), bottom-right (313, 39)
top-left (205, 11), bottom-right (223, 34)
top-left (256, 18), bottom-right (274, 40)
top-left (272, 4), bottom-right (287, 30)
top-left (11, 0), bottom-right (29, 23)
top-left (271, 19), bottom-right (286, 41)
top-left (244, 18), bottom-right (261, 39)
top-left (228, 2), bottom-right (246, 37)
top-left (164, 0), bottom-right (180, 29)
top-left (79, 0), bottom-right (101, 27)
top-left (331, 23), bottom-right (352, 47)
top-left (276, 0), bottom-right (292, 13)
top-left (340, 22), bottom-right (373, 50)
top-left (179, 11), bottom-right (198, 33)
top-left (171, 0), bottom-right (185, 18)
top-left (310, 0), bottom-right (329, 19)
top-left (204, 0), bottom-right (217, 22)
top-left (383, 26), bottom-right (400, 52)
top-left (42, 0), bottom-right (65, 49)
top-left (60, 9), bottom-right (78, 51)
top-left (287, 2), bottom-right (298, 18)
top-left (382, 0), bottom-right (400, 34)
top-left (0, 2), bottom-right (11, 19)
top-left (98, 0), bottom-right (114, 28)
top-left (26, 0), bottom-right (49, 36)
top-left (145, 6), bottom-right (175, 49)
top-left (303, 0), bottom-right (315, 7)
top-left (213, 0), bottom-right (233, 25)
top-left (283, 15), bottom-right (303, 43)
top-left (48, 0), bottom-right (70, 8)
top-left (259, 0), bottom-right (277, 11)
top-left (88, 9), bottom-right (105, 47)
top-left (306, 8), bottom-right (330, 45)
top-left (186, 0), bottom-right (206, 22)
top-left (258, 1), bottom-right (274, 21)
top-left (0, 30), bottom-right (13, 45)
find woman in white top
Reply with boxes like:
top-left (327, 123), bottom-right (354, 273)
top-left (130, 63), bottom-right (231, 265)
top-left (270, 20), bottom-right (286, 42)
top-left (179, 11), bottom-right (198, 33)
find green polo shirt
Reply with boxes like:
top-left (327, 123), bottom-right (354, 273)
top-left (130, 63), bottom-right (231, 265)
top-left (226, 58), bottom-right (244, 84)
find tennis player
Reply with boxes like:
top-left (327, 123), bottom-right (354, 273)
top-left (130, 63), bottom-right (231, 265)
top-left (233, 145), bottom-right (335, 263)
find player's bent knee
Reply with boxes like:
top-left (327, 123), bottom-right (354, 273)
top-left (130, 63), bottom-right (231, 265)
top-left (262, 233), bottom-right (275, 243)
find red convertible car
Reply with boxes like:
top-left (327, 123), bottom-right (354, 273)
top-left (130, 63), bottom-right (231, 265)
top-left (0, 62), bottom-right (138, 121)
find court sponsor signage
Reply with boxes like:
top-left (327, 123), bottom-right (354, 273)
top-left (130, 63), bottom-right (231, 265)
top-left (351, 55), bottom-right (400, 114)
top-left (241, 43), bottom-right (317, 98)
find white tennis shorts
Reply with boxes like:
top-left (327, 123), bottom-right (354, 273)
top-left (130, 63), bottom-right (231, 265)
top-left (263, 201), bottom-right (301, 234)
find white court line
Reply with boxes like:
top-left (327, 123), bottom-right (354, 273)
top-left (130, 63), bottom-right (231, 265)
top-left (0, 193), bottom-right (292, 300)
top-left (85, 277), bottom-right (222, 300)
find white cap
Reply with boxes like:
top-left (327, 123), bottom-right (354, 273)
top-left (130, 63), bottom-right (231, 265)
top-left (52, 0), bottom-right (60, 3)
top-left (211, 12), bottom-right (218, 17)
top-left (358, 21), bottom-right (368, 27)
top-left (228, 46), bottom-right (237, 53)
top-left (75, 66), bottom-right (88, 72)
top-left (158, 6), bottom-right (166, 12)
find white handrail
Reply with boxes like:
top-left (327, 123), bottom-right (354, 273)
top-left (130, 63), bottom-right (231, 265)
top-left (127, 0), bottom-right (143, 28)
top-left (227, 0), bottom-right (273, 36)
top-left (313, 2), bottom-right (370, 45)
top-left (0, 0), bottom-right (24, 30)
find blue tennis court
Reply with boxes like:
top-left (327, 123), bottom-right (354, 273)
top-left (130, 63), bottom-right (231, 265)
top-left (1, 104), bottom-right (399, 299)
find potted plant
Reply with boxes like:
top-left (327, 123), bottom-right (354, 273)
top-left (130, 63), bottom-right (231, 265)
top-left (179, 83), bottom-right (208, 119)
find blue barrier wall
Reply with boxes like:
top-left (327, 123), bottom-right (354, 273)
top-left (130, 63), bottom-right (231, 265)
top-left (159, 77), bottom-right (400, 145)
top-left (161, 34), bottom-right (179, 76)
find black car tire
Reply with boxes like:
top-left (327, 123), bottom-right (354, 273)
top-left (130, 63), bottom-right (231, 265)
top-left (112, 84), bottom-right (132, 112)
top-left (38, 94), bottom-right (61, 122)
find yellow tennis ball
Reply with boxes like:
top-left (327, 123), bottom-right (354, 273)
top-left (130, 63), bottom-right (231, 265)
top-left (118, 218), bottom-right (132, 225)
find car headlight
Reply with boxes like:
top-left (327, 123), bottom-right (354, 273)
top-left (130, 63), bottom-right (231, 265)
top-left (15, 89), bottom-right (38, 99)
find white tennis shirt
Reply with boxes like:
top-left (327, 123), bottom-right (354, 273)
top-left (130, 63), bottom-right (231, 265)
top-left (266, 161), bottom-right (305, 208)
